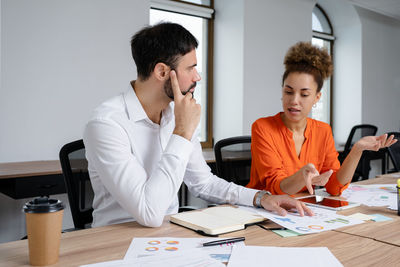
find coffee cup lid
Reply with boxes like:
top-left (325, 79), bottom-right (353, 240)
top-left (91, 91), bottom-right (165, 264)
top-left (23, 197), bottom-right (64, 213)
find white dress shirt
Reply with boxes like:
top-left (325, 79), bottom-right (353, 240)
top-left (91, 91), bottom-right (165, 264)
top-left (83, 84), bottom-right (258, 227)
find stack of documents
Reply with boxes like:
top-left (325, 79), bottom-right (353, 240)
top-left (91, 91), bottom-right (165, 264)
top-left (80, 237), bottom-right (242, 267)
top-left (81, 237), bottom-right (343, 267)
top-left (81, 249), bottom-right (224, 267)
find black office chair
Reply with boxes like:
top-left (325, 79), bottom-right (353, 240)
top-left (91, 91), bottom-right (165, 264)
top-left (60, 140), bottom-right (195, 227)
top-left (343, 124), bottom-right (378, 155)
top-left (59, 139), bottom-right (93, 230)
top-left (338, 124), bottom-right (378, 181)
top-left (214, 136), bottom-right (252, 186)
top-left (387, 132), bottom-right (400, 172)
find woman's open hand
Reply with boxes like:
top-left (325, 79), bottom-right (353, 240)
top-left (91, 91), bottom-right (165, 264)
top-left (355, 134), bottom-right (397, 152)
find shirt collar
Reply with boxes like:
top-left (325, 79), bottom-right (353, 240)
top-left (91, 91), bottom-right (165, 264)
top-left (123, 81), bottom-right (174, 124)
top-left (275, 112), bottom-right (311, 139)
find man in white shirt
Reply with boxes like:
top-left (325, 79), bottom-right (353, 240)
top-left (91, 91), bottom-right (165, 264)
top-left (83, 22), bottom-right (312, 228)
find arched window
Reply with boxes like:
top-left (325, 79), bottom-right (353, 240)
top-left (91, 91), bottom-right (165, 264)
top-left (311, 5), bottom-right (335, 125)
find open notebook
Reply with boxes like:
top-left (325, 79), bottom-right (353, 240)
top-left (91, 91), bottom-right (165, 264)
top-left (170, 206), bottom-right (265, 236)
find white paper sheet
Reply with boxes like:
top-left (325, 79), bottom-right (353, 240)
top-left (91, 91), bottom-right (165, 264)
top-left (124, 237), bottom-right (244, 263)
top-left (239, 206), bottom-right (364, 235)
top-left (341, 184), bottom-right (397, 208)
top-left (81, 249), bottom-right (224, 267)
top-left (227, 246), bottom-right (343, 267)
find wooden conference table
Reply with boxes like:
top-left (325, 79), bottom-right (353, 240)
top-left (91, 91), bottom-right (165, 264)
top-left (0, 173), bottom-right (399, 266)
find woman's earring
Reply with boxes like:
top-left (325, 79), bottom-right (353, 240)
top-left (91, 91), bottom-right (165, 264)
top-left (313, 104), bottom-right (317, 108)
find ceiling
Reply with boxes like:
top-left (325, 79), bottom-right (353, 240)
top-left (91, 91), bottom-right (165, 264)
top-left (349, 0), bottom-right (400, 21)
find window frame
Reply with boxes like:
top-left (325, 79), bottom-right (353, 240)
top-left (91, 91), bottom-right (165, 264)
top-left (150, 0), bottom-right (215, 148)
top-left (312, 4), bottom-right (335, 127)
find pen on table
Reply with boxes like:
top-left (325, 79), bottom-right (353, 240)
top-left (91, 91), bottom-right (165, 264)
top-left (202, 237), bottom-right (245, 247)
top-left (256, 224), bottom-right (287, 231)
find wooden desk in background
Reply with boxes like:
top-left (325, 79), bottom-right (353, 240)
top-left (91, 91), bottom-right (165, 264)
top-left (1, 174), bottom-right (399, 266)
top-left (0, 150), bottom-right (216, 201)
top-left (0, 161), bottom-right (66, 199)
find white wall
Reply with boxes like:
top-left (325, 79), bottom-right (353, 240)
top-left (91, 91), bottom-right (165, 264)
top-left (0, 0), bottom-right (149, 162)
top-left (0, 0), bottom-right (149, 243)
top-left (242, 0), bottom-right (315, 135)
top-left (317, 0), bottom-right (363, 144)
top-left (356, 6), bottom-right (400, 135)
top-left (215, 0), bottom-right (400, 144)
top-left (213, 0), bottom-right (244, 143)
top-left (214, 0), bottom-right (316, 143)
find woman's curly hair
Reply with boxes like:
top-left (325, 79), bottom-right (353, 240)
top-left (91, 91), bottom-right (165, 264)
top-left (282, 42), bottom-right (332, 92)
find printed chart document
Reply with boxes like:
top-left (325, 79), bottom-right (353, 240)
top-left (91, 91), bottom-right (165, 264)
top-left (80, 249), bottom-right (224, 267)
top-left (124, 237), bottom-right (244, 263)
top-left (239, 206), bottom-right (364, 235)
top-left (227, 246), bottom-right (343, 267)
top-left (170, 206), bottom-right (264, 235)
top-left (341, 184), bottom-right (397, 209)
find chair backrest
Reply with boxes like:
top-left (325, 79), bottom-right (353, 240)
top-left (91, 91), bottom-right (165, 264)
top-left (214, 136), bottom-right (252, 186)
top-left (387, 132), bottom-right (400, 172)
top-left (59, 139), bottom-right (93, 229)
top-left (344, 124), bottom-right (378, 152)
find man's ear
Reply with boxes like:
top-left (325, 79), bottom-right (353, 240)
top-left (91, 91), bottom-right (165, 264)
top-left (153, 63), bottom-right (170, 81)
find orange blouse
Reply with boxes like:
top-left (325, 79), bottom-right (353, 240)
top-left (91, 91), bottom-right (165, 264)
top-left (247, 113), bottom-right (348, 196)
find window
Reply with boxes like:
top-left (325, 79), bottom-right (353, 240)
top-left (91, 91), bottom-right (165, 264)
top-left (311, 5), bottom-right (335, 125)
top-left (150, 0), bottom-right (214, 147)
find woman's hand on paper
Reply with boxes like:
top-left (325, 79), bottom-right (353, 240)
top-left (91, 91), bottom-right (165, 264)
top-left (260, 194), bottom-right (314, 217)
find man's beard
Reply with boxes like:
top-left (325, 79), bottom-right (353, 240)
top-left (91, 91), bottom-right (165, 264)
top-left (164, 78), bottom-right (196, 100)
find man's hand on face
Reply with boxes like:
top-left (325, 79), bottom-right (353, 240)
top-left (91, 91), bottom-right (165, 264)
top-left (170, 70), bottom-right (201, 141)
top-left (260, 194), bottom-right (314, 217)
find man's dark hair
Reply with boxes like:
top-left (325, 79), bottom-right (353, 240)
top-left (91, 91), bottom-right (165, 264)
top-left (131, 22), bottom-right (198, 80)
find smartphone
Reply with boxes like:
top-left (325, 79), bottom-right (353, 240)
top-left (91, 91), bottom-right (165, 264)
top-left (297, 195), bottom-right (360, 211)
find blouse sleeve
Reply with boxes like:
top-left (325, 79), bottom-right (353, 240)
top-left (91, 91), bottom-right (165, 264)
top-left (322, 126), bottom-right (349, 196)
top-left (251, 120), bottom-right (289, 195)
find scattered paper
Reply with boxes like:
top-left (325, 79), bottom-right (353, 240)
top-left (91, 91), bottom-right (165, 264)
top-left (240, 206), bottom-right (364, 235)
top-left (348, 213), bottom-right (375, 221)
top-left (388, 203), bottom-right (398, 210)
top-left (227, 246), bottom-right (343, 267)
top-left (124, 237), bottom-right (244, 263)
top-left (341, 184), bottom-right (397, 208)
top-left (81, 249), bottom-right (224, 267)
top-left (272, 229), bottom-right (302, 237)
top-left (370, 214), bottom-right (393, 222)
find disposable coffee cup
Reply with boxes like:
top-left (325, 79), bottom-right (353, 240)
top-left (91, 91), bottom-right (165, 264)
top-left (23, 197), bottom-right (64, 266)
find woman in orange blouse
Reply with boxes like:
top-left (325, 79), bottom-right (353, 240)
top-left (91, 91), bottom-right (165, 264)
top-left (247, 42), bottom-right (397, 196)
